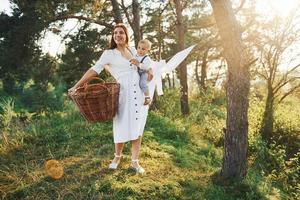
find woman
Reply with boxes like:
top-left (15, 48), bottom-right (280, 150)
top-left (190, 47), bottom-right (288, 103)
top-left (68, 24), bottom-right (150, 174)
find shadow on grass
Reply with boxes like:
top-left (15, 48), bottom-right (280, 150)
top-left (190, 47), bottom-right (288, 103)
top-left (145, 111), bottom-right (222, 171)
top-left (200, 171), bottom-right (267, 200)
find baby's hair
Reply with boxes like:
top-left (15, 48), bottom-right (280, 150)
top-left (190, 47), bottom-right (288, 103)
top-left (139, 39), bottom-right (152, 50)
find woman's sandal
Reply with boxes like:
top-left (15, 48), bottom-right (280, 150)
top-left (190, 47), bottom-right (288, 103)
top-left (130, 159), bottom-right (145, 174)
top-left (144, 96), bottom-right (151, 105)
top-left (108, 153), bottom-right (122, 169)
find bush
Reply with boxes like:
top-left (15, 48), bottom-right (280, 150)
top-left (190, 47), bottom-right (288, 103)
top-left (251, 137), bottom-right (300, 199)
top-left (20, 82), bottom-right (66, 113)
top-left (272, 100), bottom-right (300, 158)
top-left (0, 98), bottom-right (15, 130)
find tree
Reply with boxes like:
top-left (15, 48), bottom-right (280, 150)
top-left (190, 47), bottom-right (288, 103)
top-left (253, 12), bottom-right (300, 142)
top-left (187, 1), bottom-right (221, 91)
top-left (0, 7), bottom-right (47, 94)
top-left (209, 0), bottom-right (250, 179)
top-left (120, 0), bottom-right (141, 47)
top-left (174, 0), bottom-right (189, 115)
top-left (111, 0), bottom-right (123, 23)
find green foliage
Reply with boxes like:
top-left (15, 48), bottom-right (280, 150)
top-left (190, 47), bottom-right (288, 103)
top-left (272, 98), bottom-right (300, 158)
top-left (0, 3), bottom-right (48, 93)
top-left (188, 90), bottom-right (226, 146)
top-left (248, 96), bottom-right (300, 199)
top-left (0, 79), bottom-right (66, 114)
top-left (58, 24), bottom-right (111, 88)
top-left (19, 82), bottom-right (66, 113)
top-left (251, 138), bottom-right (300, 199)
top-left (0, 98), bottom-right (15, 130)
top-left (154, 88), bottom-right (182, 118)
top-left (30, 53), bottom-right (59, 91)
top-left (0, 0), bottom-right (113, 97)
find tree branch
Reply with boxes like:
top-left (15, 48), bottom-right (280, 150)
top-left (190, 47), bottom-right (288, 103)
top-left (273, 63), bottom-right (300, 91)
top-left (278, 83), bottom-right (300, 103)
top-left (256, 69), bottom-right (268, 81)
top-left (274, 76), bottom-right (300, 94)
top-left (53, 15), bottom-right (114, 29)
top-left (120, 0), bottom-right (134, 28)
top-left (234, 0), bottom-right (246, 14)
top-left (182, 0), bottom-right (189, 10)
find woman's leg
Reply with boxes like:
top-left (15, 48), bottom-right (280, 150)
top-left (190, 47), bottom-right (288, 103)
top-left (112, 142), bottom-right (124, 163)
top-left (131, 138), bottom-right (142, 168)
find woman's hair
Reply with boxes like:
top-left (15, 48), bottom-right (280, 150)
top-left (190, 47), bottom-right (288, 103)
top-left (109, 23), bottom-right (129, 49)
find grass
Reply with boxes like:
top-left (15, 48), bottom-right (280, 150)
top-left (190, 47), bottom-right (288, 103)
top-left (0, 91), bottom-right (298, 199)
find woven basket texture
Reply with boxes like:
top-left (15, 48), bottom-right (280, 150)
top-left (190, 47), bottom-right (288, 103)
top-left (69, 77), bottom-right (120, 122)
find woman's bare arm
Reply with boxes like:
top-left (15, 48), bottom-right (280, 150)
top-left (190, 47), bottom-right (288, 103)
top-left (68, 69), bottom-right (98, 93)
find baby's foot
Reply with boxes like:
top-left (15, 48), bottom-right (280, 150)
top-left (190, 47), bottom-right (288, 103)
top-left (144, 96), bottom-right (151, 105)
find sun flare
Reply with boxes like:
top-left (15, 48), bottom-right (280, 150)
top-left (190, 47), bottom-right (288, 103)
top-left (256, 0), bottom-right (299, 19)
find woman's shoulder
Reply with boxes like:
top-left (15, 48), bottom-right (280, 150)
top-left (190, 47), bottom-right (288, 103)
top-left (103, 48), bottom-right (114, 53)
top-left (128, 46), bottom-right (137, 55)
top-left (101, 49), bottom-right (115, 57)
top-left (101, 47), bottom-right (136, 56)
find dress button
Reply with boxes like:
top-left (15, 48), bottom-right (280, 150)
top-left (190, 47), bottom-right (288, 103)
top-left (134, 97), bottom-right (137, 99)
top-left (134, 91), bottom-right (136, 93)
top-left (135, 104), bottom-right (137, 106)
top-left (136, 118), bottom-right (138, 120)
top-left (134, 84), bottom-right (136, 86)
top-left (136, 111), bottom-right (138, 113)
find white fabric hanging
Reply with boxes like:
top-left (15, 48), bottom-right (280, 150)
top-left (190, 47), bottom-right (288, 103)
top-left (148, 45), bottom-right (196, 98)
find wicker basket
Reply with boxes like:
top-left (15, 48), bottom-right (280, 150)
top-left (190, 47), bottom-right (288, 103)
top-left (68, 77), bottom-right (120, 122)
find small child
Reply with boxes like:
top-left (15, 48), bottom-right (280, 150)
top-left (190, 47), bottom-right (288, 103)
top-left (130, 39), bottom-right (153, 105)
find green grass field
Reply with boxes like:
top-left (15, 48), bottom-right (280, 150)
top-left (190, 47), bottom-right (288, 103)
top-left (1, 90), bottom-right (299, 199)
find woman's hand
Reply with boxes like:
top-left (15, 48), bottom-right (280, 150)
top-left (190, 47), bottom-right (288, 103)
top-left (68, 69), bottom-right (98, 96)
top-left (68, 86), bottom-right (77, 95)
top-left (147, 68), bottom-right (154, 81)
top-left (104, 64), bottom-right (111, 72)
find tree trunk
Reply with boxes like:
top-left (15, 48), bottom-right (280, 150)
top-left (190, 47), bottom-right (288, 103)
top-left (200, 48), bottom-right (209, 90)
top-left (172, 71), bottom-right (175, 88)
top-left (195, 54), bottom-right (201, 90)
top-left (166, 73), bottom-right (172, 88)
top-left (210, 0), bottom-right (250, 179)
top-left (175, 0), bottom-right (189, 115)
top-left (261, 84), bottom-right (274, 142)
top-left (157, 6), bottom-right (162, 60)
top-left (132, 0), bottom-right (141, 47)
top-left (111, 0), bottom-right (123, 24)
top-left (150, 90), bottom-right (158, 110)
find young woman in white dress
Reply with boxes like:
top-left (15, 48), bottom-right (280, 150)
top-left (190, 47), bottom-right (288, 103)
top-left (68, 24), bottom-right (151, 173)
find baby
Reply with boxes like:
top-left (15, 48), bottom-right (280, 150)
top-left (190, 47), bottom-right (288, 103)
top-left (130, 39), bottom-right (153, 105)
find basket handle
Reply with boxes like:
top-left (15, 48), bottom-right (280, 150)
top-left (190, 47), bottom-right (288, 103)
top-left (85, 77), bottom-right (105, 85)
top-left (83, 77), bottom-right (106, 91)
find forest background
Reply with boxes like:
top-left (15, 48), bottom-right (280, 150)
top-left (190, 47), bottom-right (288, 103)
top-left (0, 0), bottom-right (300, 199)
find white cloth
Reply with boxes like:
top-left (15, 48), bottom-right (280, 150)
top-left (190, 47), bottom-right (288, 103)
top-left (148, 60), bottom-right (166, 96)
top-left (91, 47), bottom-right (149, 143)
top-left (148, 45), bottom-right (197, 97)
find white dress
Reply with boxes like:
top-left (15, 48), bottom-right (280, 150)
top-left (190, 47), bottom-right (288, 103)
top-left (91, 47), bottom-right (149, 143)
